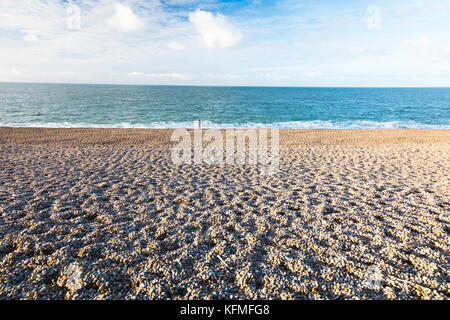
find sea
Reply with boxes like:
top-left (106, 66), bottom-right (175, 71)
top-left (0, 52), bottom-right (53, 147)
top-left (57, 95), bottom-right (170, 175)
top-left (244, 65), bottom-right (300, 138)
top-left (0, 83), bottom-right (449, 129)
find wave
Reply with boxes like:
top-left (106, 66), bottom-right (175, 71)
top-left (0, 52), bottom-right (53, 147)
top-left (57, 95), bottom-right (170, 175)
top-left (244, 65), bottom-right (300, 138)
top-left (0, 120), bottom-right (448, 129)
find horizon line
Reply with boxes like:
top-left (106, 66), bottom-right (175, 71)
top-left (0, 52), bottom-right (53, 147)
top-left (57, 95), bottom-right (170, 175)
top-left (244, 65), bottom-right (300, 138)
top-left (1, 81), bottom-right (450, 89)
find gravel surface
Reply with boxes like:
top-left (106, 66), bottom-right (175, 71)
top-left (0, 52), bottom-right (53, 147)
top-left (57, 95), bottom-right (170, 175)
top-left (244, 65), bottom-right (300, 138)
top-left (0, 128), bottom-right (448, 300)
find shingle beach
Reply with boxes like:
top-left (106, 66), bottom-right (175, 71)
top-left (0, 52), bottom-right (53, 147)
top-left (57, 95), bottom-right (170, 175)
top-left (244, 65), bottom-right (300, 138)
top-left (0, 128), bottom-right (448, 299)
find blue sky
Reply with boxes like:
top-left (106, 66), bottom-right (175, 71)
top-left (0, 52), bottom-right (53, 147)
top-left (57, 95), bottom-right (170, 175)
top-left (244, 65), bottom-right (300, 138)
top-left (0, 0), bottom-right (449, 86)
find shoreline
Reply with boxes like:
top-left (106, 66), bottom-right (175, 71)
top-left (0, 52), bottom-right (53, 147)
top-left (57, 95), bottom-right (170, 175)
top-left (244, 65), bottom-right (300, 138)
top-left (1, 127), bottom-right (449, 146)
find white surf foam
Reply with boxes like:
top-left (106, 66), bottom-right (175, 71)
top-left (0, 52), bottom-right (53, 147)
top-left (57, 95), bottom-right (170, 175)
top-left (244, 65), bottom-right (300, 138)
top-left (0, 120), bottom-right (448, 129)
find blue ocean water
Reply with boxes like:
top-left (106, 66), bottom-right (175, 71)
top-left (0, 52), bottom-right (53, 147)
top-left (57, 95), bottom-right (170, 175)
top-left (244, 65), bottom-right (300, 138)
top-left (0, 83), bottom-right (449, 129)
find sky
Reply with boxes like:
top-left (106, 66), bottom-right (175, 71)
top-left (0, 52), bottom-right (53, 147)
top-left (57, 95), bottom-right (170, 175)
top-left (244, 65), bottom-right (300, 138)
top-left (0, 0), bottom-right (449, 86)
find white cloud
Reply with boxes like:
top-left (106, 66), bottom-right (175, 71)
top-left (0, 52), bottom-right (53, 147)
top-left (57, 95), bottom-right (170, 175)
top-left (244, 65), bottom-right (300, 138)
top-left (188, 9), bottom-right (242, 49)
top-left (56, 71), bottom-right (76, 75)
top-left (402, 36), bottom-right (450, 62)
top-left (167, 41), bottom-right (185, 51)
top-left (403, 36), bottom-right (430, 47)
top-left (129, 72), bottom-right (191, 80)
top-left (147, 73), bottom-right (191, 80)
top-left (24, 33), bottom-right (39, 43)
top-left (306, 71), bottom-right (322, 78)
top-left (107, 3), bottom-right (143, 33)
top-left (203, 72), bottom-right (249, 81)
top-left (11, 69), bottom-right (23, 75)
top-left (350, 46), bottom-right (386, 55)
top-left (128, 71), bottom-right (144, 76)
